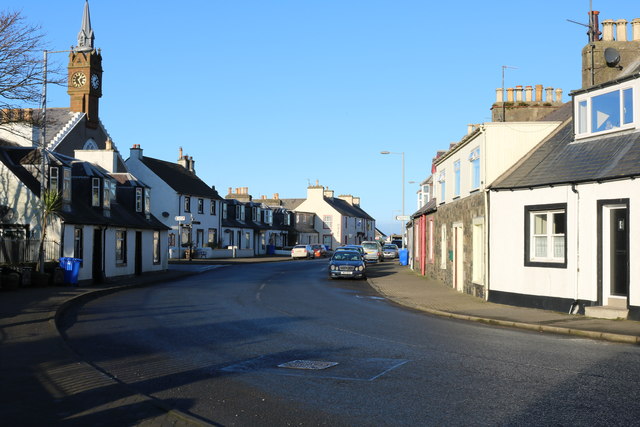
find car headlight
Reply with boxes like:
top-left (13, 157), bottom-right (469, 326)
top-left (357, 265), bottom-right (363, 271)
top-left (330, 265), bottom-right (336, 271)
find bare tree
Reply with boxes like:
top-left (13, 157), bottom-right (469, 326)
top-left (0, 10), bottom-right (64, 120)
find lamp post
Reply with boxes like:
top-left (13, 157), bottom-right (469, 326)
top-left (380, 151), bottom-right (405, 244)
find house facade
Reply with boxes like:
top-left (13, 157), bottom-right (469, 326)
top-left (411, 93), bottom-right (563, 298)
top-left (291, 183), bottom-right (375, 249)
top-left (0, 2), bottom-right (169, 281)
top-left (490, 72), bottom-right (640, 319)
top-left (125, 146), bottom-right (223, 259)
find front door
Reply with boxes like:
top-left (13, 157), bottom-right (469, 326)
top-left (453, 224), bottom-right (464, 292)
top-left (135, 231), bottom-right (142, 275)
top-left (92, 229), bottom-right (103, 283)
top-left (601, 204), bottom-right (629, 305)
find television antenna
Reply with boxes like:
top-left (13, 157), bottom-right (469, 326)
top-left (566, 1), bottom-right (601, 85)
top-left (501, 65), bottom-right (517, 122)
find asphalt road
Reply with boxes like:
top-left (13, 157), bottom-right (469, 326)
top-left (61, 260), bottom-right (640, 426)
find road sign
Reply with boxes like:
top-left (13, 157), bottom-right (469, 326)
top-left (395, 215), bottom-right (410, 221)
top-left (175, 216), bottom-right (186, 222)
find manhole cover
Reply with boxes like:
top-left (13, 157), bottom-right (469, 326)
top-left (277, 360), bottom-right (339, 370)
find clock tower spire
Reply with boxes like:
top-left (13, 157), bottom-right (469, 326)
top-left (67, 0), bottom-right (102, 129)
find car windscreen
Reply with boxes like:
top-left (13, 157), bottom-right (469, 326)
top-left (332, 252), bottom-right (361, 261)
top-left (362, 243), bottom-right (377, 250)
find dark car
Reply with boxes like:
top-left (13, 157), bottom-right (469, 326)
top-left (328, 250), bottom-right (367, 280)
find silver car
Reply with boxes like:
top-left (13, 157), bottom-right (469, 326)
top-left (382, 244), bottom-right (399, 259)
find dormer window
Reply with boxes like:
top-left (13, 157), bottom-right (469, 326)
top-left (103, 179), bottom-right (110, 209)
top-left (574, 83), bottom-right (635, 139)
top-left (49, 167), bottom-right (59, 192)
top-left (91, 178), bottom-right (100, 207)
top-left (62, 168), bottom-right (71, 201)
top-left (145, 189), bottom-right (151, 214)
top-left (136, 188), bottom-right (143, 212)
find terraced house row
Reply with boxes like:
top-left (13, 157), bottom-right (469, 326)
top-left (0, 2), bottom-right (375, 284)
top-left (408, 11), bottom-right (640, 320)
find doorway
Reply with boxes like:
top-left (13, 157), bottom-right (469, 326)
top-left (600, 202), bottom-right (629, 306)
top-left (135, 231), bottom-right (142, 276)
top-left (92, 229), bottom-right (103, 283)
top-left (453, 223), bottom-right (464, 292)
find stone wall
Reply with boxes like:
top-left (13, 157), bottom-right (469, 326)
top-left (430, 192), bottom-right (485, 298)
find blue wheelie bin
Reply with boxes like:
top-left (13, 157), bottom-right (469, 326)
top-left (398, 249), bottom-right (409, 266)
top-left (60, 257), bottom-right (82, 286)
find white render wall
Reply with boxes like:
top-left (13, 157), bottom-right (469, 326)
top-left (436, 122), bottom-right (560, 205)
top-left (490, 179), bottom-right (640, 306)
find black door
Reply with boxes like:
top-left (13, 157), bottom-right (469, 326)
top-left (135, 231), bottom-right (142, 276)
top-left (611, 208), bottom-right (629, 296)
top-left (92, 229), bottom-right (102, 283)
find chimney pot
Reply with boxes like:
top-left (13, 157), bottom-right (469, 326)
top-left (602, 19), bottom-right (615, 41)
top-left (506, 88), bottom-right (514, 102)
top-left (555, 88), bottom-right (563, 103)
top-left (545, 87), bottom-right (553, 102)
top-left (632, 18), bottom-right (640, 41)
top-left (525, 86), bottom-right (532, 102)
top-left (616, 19), bottom-right (628, 41)
top-left (515, 85), bottom-right (523, 102)
top-left (535, 84), bottom-right (543, 102)
top-left (495, 87), bottom-right (503, 103)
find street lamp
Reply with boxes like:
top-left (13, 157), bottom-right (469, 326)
top-left (380, 151), bottom-right (405, 244)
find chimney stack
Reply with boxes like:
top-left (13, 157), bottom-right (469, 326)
top-left (130, 144), bottom-right (143, 160)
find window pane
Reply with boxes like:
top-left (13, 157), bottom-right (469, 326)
top-left (578, 100), bottom-right (588, 133)
top-left (533, 214), bottom-right (547, 235)
top-left (553, 212), bottom-right (566, 234)
top-left (553, 236), bottom-right (565, 258)
top-left (592, 91), bottom-right (620, 132)
top-left (534, 236), bottom-right (547, 257)
top-left (623, 88), bottom-right (633, 124)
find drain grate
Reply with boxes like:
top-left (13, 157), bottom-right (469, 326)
top-left (277, 360), bottom-right (339, 370)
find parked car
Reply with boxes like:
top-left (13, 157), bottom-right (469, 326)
top-left (361, 241), bottom-right (383, 263)
top-left (291, 244), bottom-right (314, 259)
top-left (382, 244), bottom-right (399, 259)
top-left (311, 244), bottom-right (327, 258)
top-left (335, 245), bottom-right (365, 258)
top-left (328, 250), bottom-right (366, 280)
top-left (391, 239), bottom-right (403, 249)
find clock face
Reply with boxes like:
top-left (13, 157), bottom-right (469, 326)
top-left (91, 73), bottom-right (100, 89)
top-left (71, 72), bottom-right (86, 88)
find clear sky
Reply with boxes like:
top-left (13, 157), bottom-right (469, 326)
top-left (10, 0), bottom-right (640, 235)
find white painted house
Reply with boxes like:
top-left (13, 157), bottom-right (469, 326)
top-left (490, 71), bottom-right (640, 319)
top-left (125, 146), bottom-right (223, 259)
top-left (430, 116), bottom-right (563, 298)
top-left (291, 183), bottom-right (375, 249)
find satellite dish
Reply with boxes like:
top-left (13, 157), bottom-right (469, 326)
top-left (604, 47), bottom-right (621, 68)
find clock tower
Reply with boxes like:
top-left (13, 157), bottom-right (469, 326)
top-left (67, 1), bottom-right (102, 129)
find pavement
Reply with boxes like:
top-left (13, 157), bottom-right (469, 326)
top-left (2, 255), bottom-right (640, 426)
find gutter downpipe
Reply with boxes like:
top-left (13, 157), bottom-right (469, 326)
top-left (570, 183), bottom-right (580, 314)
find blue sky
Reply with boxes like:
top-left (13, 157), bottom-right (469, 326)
top-left (11, 0), bottom-right (640, 235)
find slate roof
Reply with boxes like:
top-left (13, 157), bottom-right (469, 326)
top-left (411, 198), bottom-right (437, 219)
top-left (139, 156), bottom-right (222, 199)
top-left (491, 115), bottom-right (640, 190)
top-left (324, 197), bottom-right (375, 221)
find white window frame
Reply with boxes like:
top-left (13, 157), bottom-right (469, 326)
top-left (525, 204), bottom-right (567, 267)
top-left (62, 168), bottom-right (71, 201)
top-left (135, 187), bottom-right (143, 212)
top-left (91, 178), bottom-right (100, 207)
top-left (49, 167), bottom-right (59, 192)
top-left (469, 147), bottom-right (480, 190)
top-left (574, 82), bottom-right (636, 139)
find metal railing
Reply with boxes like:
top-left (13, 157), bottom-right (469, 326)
top-left (0, 239), bottom-right (60, 265)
